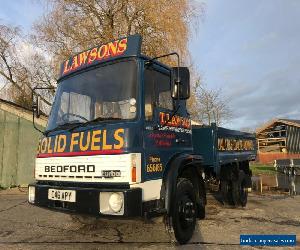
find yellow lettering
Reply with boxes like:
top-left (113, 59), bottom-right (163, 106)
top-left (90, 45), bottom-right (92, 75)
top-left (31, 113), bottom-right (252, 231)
top-left (71, 55), bottom-right (78, 70)
top-left (102, 130), bottom-right (112, 150)
top-left (88, 47), bottom-right (98, 63)
top-left (91, 130), bottom-right (101, 150)
top-left (57, 135), bottom-right (66, 153)
top-left (40, 138), bottom-right (48, 153)
top-left (37, 140), bottom-right (41, 154)
top-left (117, 38), bottom-right (127, 54)
top-left (54, 135), bottom-right (59, 152)
top-left (78, 50), bottom-right (90, 66)
top-left (79, 131), bottom-right (90, 151)
top-left (113, 128), bottom-right (124, 149)
top-left (70, 133), bottom-right (79, 152)
top-left (63, 60), bottom-right (71, 74)
top-left (47, 137), bottom-right (53, 153)
top-left (97, 45), bottom-right (108, 59)
top-left (107, 41), bottom-right (118, 56)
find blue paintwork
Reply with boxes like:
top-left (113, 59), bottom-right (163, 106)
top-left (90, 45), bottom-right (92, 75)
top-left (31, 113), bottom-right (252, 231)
top-left (59, 35), bottom-right (142, 79)
top-left (192, 123), bottom-right (256, 175)
top-left (42, 35), bottom-right (255, 184)
top-left (143, 107), bottom-right (193, 181)
top-left (43, 54), bottom-right (192, 183)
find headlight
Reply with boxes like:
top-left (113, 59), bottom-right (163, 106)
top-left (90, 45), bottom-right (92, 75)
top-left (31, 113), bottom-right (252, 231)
top-left (108, 193), bottom-right (123, 212)
top-left (28, 186), bottom-right (35, 203)
top-left (99, 192), bottom-right (124, 215)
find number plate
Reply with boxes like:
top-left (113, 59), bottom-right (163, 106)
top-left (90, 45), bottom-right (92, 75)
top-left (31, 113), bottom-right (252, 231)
top-left (48, 189), bottom-right (76, 202)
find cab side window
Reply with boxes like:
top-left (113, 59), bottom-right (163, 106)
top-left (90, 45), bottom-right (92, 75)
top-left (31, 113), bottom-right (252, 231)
top-left (156, 72), bottom-right (173, 110)
top-left (144, 67), bottom-right (173, 121)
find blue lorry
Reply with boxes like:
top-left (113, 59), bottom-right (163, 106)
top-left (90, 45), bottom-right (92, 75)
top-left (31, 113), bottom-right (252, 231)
top-left (28, 35), bottom-right (256, 244)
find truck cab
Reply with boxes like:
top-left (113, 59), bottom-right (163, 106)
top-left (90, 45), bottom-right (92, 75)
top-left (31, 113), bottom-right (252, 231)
top-left (29, 35), bottom-right (205, 244)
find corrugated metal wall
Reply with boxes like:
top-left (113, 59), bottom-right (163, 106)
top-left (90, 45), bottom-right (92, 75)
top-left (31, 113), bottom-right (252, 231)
top-left (287, 125), bottom-right (300, 153)
top-left (0, 108), bottom-right (45, 188)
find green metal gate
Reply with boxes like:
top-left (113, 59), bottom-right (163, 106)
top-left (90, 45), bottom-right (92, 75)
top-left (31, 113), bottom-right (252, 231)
top-left (0, 106), bottom-right (46, 188)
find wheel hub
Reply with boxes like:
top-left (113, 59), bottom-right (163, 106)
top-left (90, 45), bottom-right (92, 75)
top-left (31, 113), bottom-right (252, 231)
top-left (179, 198), bottom-right (195, 226)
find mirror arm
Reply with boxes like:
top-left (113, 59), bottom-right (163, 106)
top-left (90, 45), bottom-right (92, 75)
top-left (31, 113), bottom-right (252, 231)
top-left (147, 52), bottom-right (181, 102)
top-left (32, 108), bottom-right (45, 135)
top-left (148, 52), bottom-right (180, 77)
top-left (31, 90), bottom-right (44, 135)
top-left (31, 86), bottom-right (55, 135)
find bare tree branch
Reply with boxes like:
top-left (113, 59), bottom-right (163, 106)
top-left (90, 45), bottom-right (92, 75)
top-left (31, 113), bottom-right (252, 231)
top-left (188, 77), bottom-right (233, 126)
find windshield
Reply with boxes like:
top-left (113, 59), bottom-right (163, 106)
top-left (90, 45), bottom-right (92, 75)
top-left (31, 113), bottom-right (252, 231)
top-left (46, 60), bottom-right (137, 131)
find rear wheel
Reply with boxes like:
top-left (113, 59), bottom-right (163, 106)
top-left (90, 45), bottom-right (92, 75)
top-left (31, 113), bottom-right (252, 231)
top-left (172, 178), bottom-right (197, 244)
top-left (221, 171), bottom-right (248, 207)
top-left (220, 180), bottom-right (230, 204)
top-left (230, 171), bottom-right (248, 207)
top-left (293, 168), bottom-right (298, 176)
top-left (238, 171), bottom-right (248, 207)
top-left (230, 179), bottom-right (240, 207)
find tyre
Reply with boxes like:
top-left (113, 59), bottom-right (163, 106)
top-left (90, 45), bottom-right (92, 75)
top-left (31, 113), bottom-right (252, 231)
top-left (225, 171), bottom-right (248, 207)
top-left (172, 178), bottom-right (197, 244)
top-left (220, 180), bottom-right (230, 205)
top-left (292, 168), bottom-right (296, 176)
top-left (198, 195), bottom-right (206, 220)
top-left (230, 178), bottom-right (240, 207)
top-left (238, 171), bottom-right (248, 207)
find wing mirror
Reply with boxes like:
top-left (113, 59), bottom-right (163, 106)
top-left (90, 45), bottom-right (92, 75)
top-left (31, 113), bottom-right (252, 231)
top-left (32, 95), bottom-right (41, 118)
top-left (31, 87), bottom-right (55, 134)
top-left (146, 52), bottom-right (190, 100)
top-left (171, 67), bottom-right (190, 100)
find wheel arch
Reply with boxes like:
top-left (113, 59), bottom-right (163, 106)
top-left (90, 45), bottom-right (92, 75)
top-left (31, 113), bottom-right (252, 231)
top-left (160, 153), bottom-right (206, 217)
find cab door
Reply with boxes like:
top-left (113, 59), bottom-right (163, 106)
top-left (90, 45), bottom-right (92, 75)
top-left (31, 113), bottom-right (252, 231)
top-left (143, 63), bottom-right (190, 182)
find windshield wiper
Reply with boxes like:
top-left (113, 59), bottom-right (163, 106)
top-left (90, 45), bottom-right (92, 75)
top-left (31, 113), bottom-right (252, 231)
top-left (68, 117), bottom-right (122, 132)
top-left (44, 122), bottom-right (83, 136)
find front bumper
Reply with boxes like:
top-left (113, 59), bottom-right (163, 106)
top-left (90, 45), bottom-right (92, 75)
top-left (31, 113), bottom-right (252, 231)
top-left (28, 183), bottom-right (142, 217)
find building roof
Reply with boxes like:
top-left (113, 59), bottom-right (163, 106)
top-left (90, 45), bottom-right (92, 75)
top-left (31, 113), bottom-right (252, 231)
top-left (256, 118), bottom-right (300, 133)
top-left (0, 98), bottom-right (47, 126)
top-left (0, 98), bottom-right (32, 112)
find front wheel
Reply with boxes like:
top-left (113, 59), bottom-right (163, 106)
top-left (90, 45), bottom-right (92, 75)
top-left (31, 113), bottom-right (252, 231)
top-left (172, 178), bottom-right (197, 244)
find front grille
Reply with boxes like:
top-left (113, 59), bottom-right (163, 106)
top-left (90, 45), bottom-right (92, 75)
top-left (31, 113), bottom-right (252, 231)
top-left (35, 154), bottom-right (132, 183)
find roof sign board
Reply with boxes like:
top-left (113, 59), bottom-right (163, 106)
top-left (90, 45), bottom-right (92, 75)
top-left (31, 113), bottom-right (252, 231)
top-left (59, 34), bottom-right (142, 78)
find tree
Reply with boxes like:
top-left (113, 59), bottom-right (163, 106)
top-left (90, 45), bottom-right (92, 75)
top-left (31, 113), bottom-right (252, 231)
top-left (2, 1), bottom-right (205, 110)
top-left (0, 25), bottom-right (26, 102)
top-left (0, 24), bottom-right (55, 109)
top-left (188, 77), bottom-right (233, 126)
top-left (33, 0), bottom-right (203, 69)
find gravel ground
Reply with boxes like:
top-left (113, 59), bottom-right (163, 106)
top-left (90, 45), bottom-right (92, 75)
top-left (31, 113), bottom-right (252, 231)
top-left (0, 188), bottom-right (299, 250)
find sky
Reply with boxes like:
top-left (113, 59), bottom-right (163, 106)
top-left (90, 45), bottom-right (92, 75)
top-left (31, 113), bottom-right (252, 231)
top-left (1, 0), bottom-right (300, 130)
top-left (189, 0), bottom-right (300, 129)
top-left (0, 0), bottom-right (43, 31)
